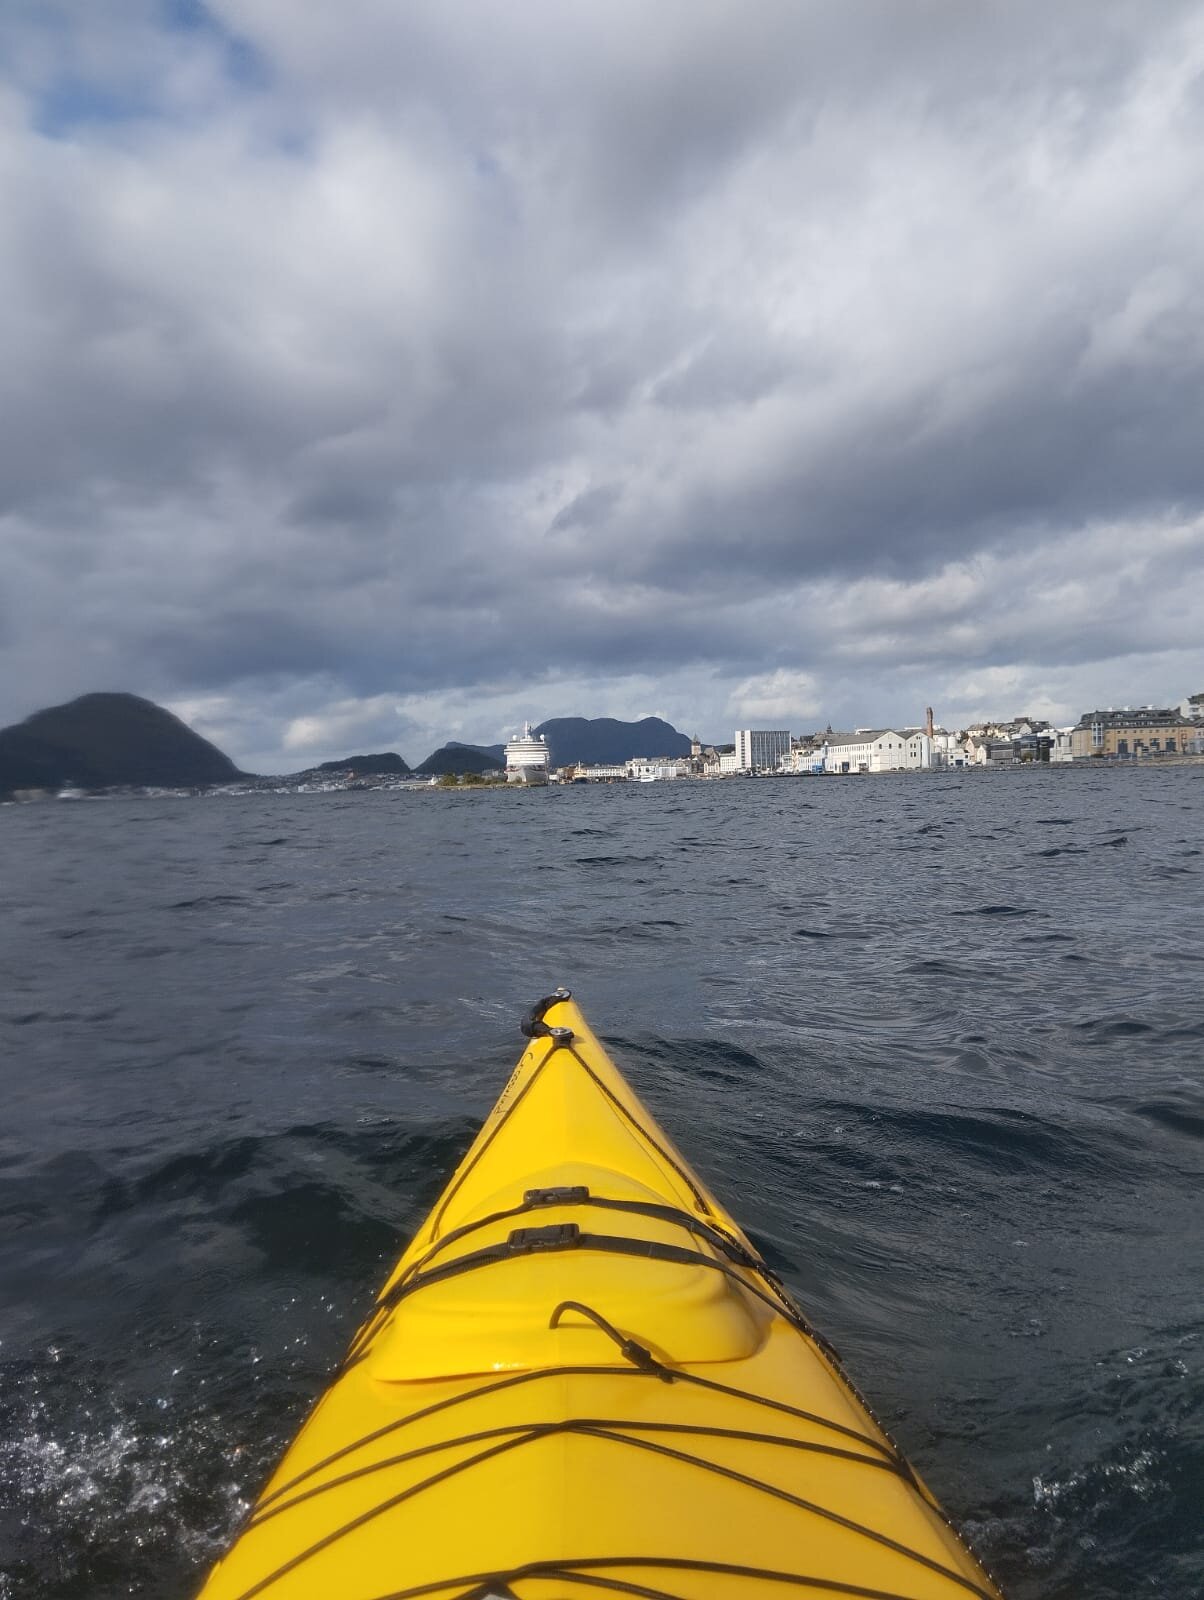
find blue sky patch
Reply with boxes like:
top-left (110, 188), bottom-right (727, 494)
top-left (162, 0), bottom-right (270, 89)
top-left (29, 0), bottom-right (269, 137)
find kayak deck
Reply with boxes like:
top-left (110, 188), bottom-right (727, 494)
top-left (197, 991), bottom-right (1004, 1600)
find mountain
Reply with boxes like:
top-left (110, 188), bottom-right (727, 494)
top-left (0, 693), bottom-right (244, 793)
top-left (533, 716), bottom-right (692, 766)
top-left (447, 740), bottom-right (506, 761)
top-left (315, 751), bottom-right (410, 775)
top-left (414, 744), bottom-right (505, 776)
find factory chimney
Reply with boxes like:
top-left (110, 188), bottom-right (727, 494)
top-left (925, 706), bottom-right (935, 738)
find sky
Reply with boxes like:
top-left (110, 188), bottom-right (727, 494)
top-left (1, 1), bottom-right (1202, 772)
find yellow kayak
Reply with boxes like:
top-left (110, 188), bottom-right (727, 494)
top-left (198, 991), bottom-right (1004, 1600)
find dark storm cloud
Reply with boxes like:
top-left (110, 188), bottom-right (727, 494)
top-left (0, 0), bottom-right (1202, 766)
top-left (624, 335), bottom-right (1204, 588)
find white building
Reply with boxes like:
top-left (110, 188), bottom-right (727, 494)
top-left (504, 723), bottom-right (550, 785)
top-left (817, 730), bottom-right (933, 773)
top-left (734, 729), bottom-right (791, 772)
top-left (790, 744), bottom-right (826, 774)
top-left (930, 731), bottom-right (967, 769)
top-left (717, 752), bottom-right (742, 774)
top-left (629, 760), bottom-right (687, 781)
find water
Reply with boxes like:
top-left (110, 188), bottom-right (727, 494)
top-left (1, 768), bottom-right (1201, 1598)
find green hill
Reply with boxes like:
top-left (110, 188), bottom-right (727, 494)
top-left (415, 744), bottom-right (505, 776)
top-left (0, 693), bottom-right (244, 793)
top-left (446, 740), bottom-right (506, 761)
top-left (315, 752), bottom-right (410, 775)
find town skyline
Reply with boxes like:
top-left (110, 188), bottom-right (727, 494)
top-left (184, 681), bottom-right (1204, 774)
top-left (4, 687), bottom-right (1201, 791)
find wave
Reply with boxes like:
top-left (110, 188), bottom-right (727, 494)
top-left (1129, 1099), bottom-right (1204, 1141)
top-left (816, 1101), bottom-right (1137, 1179)
top-left (953, 904), bottom-right (1041, 917)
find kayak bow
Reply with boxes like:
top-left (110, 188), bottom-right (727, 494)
top-left (197, 990), bottom-right (1004, 1600)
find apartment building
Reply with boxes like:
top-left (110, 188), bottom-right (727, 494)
top-left (734, 729), bottom-right (791, 771)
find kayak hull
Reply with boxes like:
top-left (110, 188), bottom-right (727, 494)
top-left (197, 993), bottom-right (1004, 1600)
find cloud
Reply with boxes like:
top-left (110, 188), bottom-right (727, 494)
top-left (728, 669), bottom-right (822, 726)
top-left (1, 1), bottom-right (1203, 767)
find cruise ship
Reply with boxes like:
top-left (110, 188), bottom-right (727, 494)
top-left (504, 723), bottom-right (551, 785)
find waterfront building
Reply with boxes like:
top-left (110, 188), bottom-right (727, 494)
top-left (790, 741), bottom-right (826, 775)
top-left (929, 731), bottom-right (966, 768)
top-left (575, 763), bottom-right (629, 781)
top-left (689, 736), bottom-right (720, 777)
top-left (717, 752), bottom-right (742, 774)
top-left (629, 760), bottom-right (689, 781)
top-left (734, 729), bottom-right (791, 772)
top-left (816, 730), bottom-right (933, 774)
top-left (1069, 707), bottom-right (1195, 759)
top-left (962, 726), bottom-right (1065, 765)
top-left (504, 722), bottom-right (551, 784)
top-left (962, 717), bottom-right (1052, 761)
top-left (1179, 692), bottom-right (1204, 722)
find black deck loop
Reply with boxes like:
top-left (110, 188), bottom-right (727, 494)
top-left (519, 989), bottom-right (572, 1039)
top-left (549, 1300), bottom-right (676, 1382)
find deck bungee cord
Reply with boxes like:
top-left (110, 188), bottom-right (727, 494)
top-left (352, 1560), bottom-right (985, 1600)
top-left (249, 1358), bottom-right (908, 1519)
top-left (230, 1409), bottom-right (992, 1600)
top-left (196, 991), bottom-right (1006, 1600)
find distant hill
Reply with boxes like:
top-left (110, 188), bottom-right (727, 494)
top-left (447, 740), bottom-right (506, 761)
top-left (316, 751), bottom-right (410, 775)
top-left (533, 716), bottom-right (692, 766)
top-left (415, 744), bottom-right (505, 776)
top-left (0, 693), bottom-right (244, 793)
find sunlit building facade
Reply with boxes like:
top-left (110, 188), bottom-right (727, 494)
top-left (734, 729), bottom-right (791, 772)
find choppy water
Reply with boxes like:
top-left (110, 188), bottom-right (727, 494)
top-left (2, 768), bottom-right (1201, 1599)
